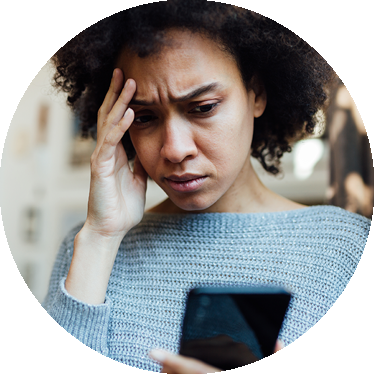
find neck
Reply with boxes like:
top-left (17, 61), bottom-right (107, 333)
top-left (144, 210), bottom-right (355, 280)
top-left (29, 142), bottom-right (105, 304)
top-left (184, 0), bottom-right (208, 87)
top-left (149, 158), bottom-right (305, 214)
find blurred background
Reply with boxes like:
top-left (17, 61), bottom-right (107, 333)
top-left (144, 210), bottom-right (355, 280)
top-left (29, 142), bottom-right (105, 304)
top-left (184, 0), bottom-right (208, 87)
top-left (0, 62), bottom-right (373, 303)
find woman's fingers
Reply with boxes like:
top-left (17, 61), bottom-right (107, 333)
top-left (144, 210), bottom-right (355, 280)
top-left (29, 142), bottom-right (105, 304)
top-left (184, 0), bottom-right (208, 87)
top-left (98, 68), bottom-right (124, 122)
top-left (101, 78), bottom-right (136, 130)
top-left (96, 108), bottom-right (134, 163)
top-left (270, 340), bottom-right (292, 374)
top-left (274, 339), bottom-right (285, 353)
top-left (149, 350), bottom-right (220, 374)
top-left (97, 71), bottom-right (136, 147)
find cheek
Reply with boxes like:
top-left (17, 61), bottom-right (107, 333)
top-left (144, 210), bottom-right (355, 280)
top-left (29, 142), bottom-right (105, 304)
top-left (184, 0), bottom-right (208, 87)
top-left (200, 111), bottom-right (253, 164)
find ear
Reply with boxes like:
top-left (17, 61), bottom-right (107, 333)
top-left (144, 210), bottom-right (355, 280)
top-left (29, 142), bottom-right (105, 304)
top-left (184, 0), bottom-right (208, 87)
top-left (248, 76), bottom-right (267, 118)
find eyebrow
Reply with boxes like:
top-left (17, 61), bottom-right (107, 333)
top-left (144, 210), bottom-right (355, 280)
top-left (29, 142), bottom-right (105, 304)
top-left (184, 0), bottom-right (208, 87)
top-left (129, 82), bottom-right (222, 106)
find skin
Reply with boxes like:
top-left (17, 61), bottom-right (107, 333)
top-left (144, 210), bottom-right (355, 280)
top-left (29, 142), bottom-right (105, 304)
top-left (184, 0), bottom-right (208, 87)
top-left (149, 340), bottom-right (285, 373)
top-left (65, 29), bottom-right (302, 373)
top-left (119, 30), bottom-right (303, 214)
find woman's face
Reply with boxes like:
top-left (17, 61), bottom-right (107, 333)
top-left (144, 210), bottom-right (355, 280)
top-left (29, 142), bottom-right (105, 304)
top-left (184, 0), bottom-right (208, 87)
top-left (117, 30), bottom-right (266, 213)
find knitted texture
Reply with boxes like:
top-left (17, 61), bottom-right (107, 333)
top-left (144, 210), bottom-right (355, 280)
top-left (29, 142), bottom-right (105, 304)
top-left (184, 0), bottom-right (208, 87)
top-left (43, 206), bottom-right (371, 372)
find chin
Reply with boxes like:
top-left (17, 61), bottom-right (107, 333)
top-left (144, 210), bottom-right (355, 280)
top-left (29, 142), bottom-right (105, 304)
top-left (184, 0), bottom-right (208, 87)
top-left (171, 194), bottom-right (218, 213)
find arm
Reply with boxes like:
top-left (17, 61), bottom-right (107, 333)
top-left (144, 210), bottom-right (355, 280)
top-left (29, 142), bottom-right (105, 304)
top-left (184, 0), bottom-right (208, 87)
top-left (43, 69), bottom-right (147, 354)
top-left (65, 71), bottom-right (147, 305)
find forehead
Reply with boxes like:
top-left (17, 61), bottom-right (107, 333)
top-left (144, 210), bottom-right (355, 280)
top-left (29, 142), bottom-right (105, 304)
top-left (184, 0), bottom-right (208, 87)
top-left (116, 30), bottom-right (242, 100)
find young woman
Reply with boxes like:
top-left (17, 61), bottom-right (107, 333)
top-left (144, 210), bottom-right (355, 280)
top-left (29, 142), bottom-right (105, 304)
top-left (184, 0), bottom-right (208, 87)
top-left (43, 1), bottom-right (371, 372)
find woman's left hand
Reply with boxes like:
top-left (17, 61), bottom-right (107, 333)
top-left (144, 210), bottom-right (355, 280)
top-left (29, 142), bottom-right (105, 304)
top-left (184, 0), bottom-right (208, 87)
top-left (149, 341), bottom-right (292, 374)
top-left (149, 349), bottom-right (221, 373)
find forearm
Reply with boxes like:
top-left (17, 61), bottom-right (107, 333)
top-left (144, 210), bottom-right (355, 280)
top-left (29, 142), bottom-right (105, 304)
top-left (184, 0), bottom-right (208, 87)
top-left (65, 224), bottom-right (124, 305)
top-left (63, 75), bottom-right (145, 305)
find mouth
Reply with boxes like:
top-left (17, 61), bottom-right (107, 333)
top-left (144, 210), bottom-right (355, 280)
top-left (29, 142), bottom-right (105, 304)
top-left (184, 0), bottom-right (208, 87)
top-left (164, 174), bottom-right (207, 192)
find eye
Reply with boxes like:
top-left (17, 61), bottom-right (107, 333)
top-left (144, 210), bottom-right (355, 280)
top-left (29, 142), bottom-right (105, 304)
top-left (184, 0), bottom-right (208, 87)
top-left (133, 115), bottom-right (157, 124)
top-left (190, 103), bottom-right (218, 114)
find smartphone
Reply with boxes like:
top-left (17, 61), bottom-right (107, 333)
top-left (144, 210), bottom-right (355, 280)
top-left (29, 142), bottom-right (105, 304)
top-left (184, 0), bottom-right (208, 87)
top-left (179, 286), bottom-right (291, 370)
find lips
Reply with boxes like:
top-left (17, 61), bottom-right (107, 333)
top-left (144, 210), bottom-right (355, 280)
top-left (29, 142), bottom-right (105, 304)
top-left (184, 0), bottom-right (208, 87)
top-left (165, 174), bottom-right (207, 192)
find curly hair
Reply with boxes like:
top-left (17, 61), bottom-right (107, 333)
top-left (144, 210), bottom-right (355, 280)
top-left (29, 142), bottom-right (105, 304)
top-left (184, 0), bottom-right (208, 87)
top-left (52, 0), bottom-right (335, 174)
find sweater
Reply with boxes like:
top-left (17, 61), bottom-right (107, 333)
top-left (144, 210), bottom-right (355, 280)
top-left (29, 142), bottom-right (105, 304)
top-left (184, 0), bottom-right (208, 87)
top-left (42, 205), bottom-right (371, 372)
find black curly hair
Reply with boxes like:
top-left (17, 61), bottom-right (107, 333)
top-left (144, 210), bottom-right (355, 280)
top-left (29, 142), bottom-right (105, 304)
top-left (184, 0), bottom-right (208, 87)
top-left (52, 0), bottom-right (335, 174)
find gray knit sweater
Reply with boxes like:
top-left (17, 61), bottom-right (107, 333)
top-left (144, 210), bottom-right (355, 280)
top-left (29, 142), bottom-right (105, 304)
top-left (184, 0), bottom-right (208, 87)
top-left (43, 206), bottom-right (371, 372)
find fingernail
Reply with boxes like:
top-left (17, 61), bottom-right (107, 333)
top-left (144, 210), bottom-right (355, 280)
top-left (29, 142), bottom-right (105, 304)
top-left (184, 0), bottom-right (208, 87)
top-left (124, 79), bottom-right (129, 88)
top-left (124, 108), bottom-right (132, 118)
top-left (277, 340), bottom-right (286, 361)
top-left (149, 349), bottom-right (167, 362)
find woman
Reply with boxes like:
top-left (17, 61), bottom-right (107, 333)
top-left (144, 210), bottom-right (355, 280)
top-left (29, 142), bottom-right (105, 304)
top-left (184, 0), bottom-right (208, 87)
top-left (43, 1), bottom-right (371, 372)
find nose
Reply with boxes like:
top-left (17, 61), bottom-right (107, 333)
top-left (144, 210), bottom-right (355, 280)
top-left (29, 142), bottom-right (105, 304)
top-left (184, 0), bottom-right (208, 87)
top-left (160, 119), bottom-right (198, 163)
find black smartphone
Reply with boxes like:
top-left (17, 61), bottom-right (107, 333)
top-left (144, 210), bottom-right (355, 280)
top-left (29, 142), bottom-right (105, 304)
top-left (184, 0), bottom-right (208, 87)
top-left (179, 286), bottom-right (291, 370)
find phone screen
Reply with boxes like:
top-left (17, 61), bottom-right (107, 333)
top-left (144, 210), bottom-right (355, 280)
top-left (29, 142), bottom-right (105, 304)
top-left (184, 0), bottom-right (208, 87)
top-left (179, 286), bottom-right (291, 370)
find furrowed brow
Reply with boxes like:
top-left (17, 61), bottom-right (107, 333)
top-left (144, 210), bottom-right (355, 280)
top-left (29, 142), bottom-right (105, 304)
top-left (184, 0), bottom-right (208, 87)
top-left (170, 82), bottom-right (222, 103)
top-left (129, 98), bottom-right (154, 106)
top-left (129, 82), bottom-right (222, 106)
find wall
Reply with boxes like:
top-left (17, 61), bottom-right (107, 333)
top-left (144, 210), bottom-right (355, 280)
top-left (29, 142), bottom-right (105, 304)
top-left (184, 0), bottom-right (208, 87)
top-left (1, 63), bottom-right (73, 302)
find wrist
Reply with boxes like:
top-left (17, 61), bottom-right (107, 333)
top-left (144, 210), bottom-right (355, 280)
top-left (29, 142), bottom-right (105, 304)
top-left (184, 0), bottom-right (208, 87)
top-left (65, 224), bottom-right (125, 305)
top-left (77, 222), bottom-right (126, 251)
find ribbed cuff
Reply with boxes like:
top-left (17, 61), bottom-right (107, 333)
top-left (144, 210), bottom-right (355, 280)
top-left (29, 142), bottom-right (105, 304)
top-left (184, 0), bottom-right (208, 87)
top-left (48, 278), bottom-right (111, 356)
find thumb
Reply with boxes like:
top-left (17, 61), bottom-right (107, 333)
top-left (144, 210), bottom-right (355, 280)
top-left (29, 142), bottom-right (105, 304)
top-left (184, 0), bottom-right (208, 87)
top-left (269, 340), bottom-right (292, 374)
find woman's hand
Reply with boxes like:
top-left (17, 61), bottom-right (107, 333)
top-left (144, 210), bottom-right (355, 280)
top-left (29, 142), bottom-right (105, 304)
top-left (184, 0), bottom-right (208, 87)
top-left (65, 69), bottom-right (148, 305)
top-left (84, 68), bottom-right (148, 239)
top-left (149, 340), bottom-right (284, 374)
top-left (268, 340), bottom-right (292, 374)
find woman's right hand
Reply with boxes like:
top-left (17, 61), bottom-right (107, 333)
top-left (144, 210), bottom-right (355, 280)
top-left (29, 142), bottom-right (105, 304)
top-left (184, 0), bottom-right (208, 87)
top-left (84, 68), bottom-right (148, 240)
top-left (65, 69), bottom-right (147, 304)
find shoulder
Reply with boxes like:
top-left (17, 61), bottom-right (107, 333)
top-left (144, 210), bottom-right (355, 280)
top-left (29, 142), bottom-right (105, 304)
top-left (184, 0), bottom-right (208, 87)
top-left (301, 206), bottom-right (374, 246)
top-left (294, 205), bottom-right (371, 260)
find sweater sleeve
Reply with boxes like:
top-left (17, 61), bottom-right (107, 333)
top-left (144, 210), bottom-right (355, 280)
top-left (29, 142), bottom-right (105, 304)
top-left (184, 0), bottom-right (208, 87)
top-left (1, 225), bottom-right (111, 374)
